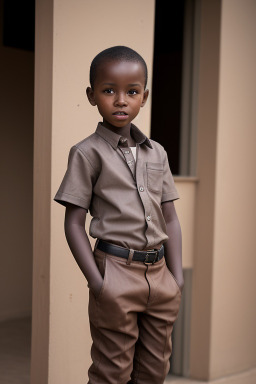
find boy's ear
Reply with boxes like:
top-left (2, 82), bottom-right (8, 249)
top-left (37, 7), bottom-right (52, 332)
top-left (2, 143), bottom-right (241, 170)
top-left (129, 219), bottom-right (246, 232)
top-left (86, 87), bottom-right (96, 106)
top-left (141, 89), bottom-right (149, 107)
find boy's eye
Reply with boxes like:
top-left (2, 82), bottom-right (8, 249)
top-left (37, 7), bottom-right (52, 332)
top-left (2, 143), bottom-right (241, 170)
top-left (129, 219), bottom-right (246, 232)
top-left (128, 89), bottom-right (138, 95)
top-left (104, 89), bottom-right (114, 94)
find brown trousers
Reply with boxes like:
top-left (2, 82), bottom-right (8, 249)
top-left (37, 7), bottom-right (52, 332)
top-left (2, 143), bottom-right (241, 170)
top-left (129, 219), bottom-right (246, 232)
top-left (88, 247), bottom-right (181, 384)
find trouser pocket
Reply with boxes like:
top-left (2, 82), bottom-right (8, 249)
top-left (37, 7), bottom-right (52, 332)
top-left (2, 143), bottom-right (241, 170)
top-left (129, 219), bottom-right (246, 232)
top-left (164, 262), bottom-right (182, 295)
top-left (92, 248), bottom-right (108, 300)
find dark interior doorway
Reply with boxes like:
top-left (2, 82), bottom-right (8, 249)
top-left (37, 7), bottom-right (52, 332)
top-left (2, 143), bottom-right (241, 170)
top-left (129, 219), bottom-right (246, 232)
top-left (0, 1), bottom-right (35, 382)
top-left (3, 0), bottom-right (35, 51)
top-left (151, 1), bottom-right (185, 175)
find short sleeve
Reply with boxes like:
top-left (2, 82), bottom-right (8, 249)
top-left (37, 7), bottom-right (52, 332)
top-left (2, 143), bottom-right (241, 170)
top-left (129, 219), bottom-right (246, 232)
top-left (53, 146), bottom-right (96, 210)
top-left (161, 150), bottom-right (179, 203)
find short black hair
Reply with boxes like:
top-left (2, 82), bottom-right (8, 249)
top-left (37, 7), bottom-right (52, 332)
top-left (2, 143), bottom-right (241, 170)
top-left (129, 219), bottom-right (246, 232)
top-left (89, 46), bottom-right (148, 89)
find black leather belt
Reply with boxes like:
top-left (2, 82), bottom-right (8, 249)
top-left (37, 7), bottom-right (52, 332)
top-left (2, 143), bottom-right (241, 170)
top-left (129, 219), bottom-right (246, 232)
top-left (96, 239), bottom-right (164, 265)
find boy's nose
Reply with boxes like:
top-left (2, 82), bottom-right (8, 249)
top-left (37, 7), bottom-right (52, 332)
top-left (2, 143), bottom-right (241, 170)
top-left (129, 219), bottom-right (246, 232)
top-left (114, 93), bottom-right (128, 106)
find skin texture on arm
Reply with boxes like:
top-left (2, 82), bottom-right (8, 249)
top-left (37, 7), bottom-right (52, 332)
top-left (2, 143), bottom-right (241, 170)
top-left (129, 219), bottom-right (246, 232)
top-left (64, 203), bottom-right (103, 297)
top-left (162, 201), bottom-right (184, 292)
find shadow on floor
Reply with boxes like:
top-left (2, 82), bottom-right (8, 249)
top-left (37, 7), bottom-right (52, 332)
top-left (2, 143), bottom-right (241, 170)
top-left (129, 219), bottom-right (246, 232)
top-left (0, 316), bottom-right (31, 384)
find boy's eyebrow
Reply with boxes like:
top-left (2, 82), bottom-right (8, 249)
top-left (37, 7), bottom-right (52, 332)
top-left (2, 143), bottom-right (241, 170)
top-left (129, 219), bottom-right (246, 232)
top-left (128, 83), bottom-right (141, 87)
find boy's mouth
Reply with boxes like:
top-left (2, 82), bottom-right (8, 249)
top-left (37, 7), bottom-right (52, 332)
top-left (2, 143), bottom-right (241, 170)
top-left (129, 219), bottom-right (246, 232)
top-left (112, 112), bottom-right (128, 116)
top-left (112, 111), bottom-right (129, 120)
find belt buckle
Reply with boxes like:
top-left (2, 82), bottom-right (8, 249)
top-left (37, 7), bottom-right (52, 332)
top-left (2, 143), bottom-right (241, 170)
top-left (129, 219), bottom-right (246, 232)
top-left (144, 250), bottom-right (159, 265)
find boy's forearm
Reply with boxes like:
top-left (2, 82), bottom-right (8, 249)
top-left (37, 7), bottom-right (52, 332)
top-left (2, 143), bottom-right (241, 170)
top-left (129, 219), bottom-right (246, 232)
top-left (164, 218), bottom-right (184, 290)
top-left (64, 204), bottom-right (103, 296)
top-left (162, 201), bottom-right (184, 291)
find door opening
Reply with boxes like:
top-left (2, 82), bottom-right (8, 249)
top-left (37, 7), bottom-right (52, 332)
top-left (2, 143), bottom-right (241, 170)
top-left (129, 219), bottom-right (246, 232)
top-left (0, 0), bottom-right (35, 382)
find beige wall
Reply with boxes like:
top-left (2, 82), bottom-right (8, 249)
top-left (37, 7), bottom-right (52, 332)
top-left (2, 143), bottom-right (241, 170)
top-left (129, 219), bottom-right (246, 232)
top-left (210, 0), bottom-right (256, 378)
top-left (190, 0), bottom-right (256, 381)
top-left (190, 0), bottom-right (221, 378)
top-left (0, 0), bottom-right (34, 321)
top-left (31, 1), bottom-right (155, 383)
top-left (174, 178), bottom-right (198, 269)
top-left (31, 0), bottom-right (53, 382)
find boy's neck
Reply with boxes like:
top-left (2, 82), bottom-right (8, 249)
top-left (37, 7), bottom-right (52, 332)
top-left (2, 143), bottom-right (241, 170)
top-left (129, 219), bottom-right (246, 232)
top-left (102, 121), bottom-right (136, 147)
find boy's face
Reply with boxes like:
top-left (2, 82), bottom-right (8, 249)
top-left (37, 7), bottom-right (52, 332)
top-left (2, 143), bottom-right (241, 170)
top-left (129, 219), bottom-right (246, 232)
top-left (86, 60), bottom-right (149, 130)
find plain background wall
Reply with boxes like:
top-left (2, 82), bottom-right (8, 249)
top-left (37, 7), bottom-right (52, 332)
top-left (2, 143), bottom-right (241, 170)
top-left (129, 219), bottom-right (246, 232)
top-left (31, 0), bottom-right (53, 382)
top-left (210, 0), bottom-right (256, 378)
top-left (0, 0), bottom-right (34, 321)
top-left (190, 0), bottom-right (256, 381)
top-left (189, 0), bottom-right (221, 378)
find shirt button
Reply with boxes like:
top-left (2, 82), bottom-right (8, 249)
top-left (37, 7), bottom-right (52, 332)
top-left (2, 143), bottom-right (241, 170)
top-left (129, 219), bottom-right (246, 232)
top-left (139, 186), bottom-right (144, 192)
top-left (120, 138), bottom-right (126, 143)
top-left (124, 150), bottom-right (130, 154)
top-left (146, 216), bottom-right (151, 221)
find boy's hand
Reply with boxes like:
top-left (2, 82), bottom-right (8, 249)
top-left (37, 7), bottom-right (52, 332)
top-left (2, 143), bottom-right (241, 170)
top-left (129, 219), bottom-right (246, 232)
top-left (176, 277), bottom-right (184, 292)
top-left (161, 201), bottom-right (183, 294)
top-left (166, 265), bottom-right (184, 293)
top-left (89, 275), bottom-right (104, 299)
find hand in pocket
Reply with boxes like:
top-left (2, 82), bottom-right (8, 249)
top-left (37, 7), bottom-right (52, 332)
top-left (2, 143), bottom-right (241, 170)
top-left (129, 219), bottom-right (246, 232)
top-left (89, 275), bottom-right (104, 298)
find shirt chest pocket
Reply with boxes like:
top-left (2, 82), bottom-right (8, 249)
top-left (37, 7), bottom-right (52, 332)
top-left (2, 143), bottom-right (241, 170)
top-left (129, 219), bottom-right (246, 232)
top-left (146, 162), bottom-right (164, 193)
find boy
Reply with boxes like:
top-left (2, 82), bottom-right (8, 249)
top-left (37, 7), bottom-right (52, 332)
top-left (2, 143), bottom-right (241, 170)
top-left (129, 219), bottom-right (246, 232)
top-left (54, 46), bottom-right (184, 384)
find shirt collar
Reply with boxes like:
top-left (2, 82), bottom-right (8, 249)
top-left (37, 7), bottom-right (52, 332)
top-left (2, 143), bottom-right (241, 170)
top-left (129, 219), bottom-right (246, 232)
top-left (95, 122), bottom-right (153, 150)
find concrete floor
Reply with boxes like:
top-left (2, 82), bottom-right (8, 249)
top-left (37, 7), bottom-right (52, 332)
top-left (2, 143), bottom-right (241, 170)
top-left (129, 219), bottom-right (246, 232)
top-left (1, 317), bottom-right (255, 384)
top-left (0, 316), bottom-right (186, 384)
top-left (166, 370), bottom-right (256, 384)
top-left (0, 316), bottom-right (31, 384)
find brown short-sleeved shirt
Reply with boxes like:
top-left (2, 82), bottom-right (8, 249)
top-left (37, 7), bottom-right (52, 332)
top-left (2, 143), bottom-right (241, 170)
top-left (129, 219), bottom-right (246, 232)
top-left (54, 122), bottom-right (179, 250)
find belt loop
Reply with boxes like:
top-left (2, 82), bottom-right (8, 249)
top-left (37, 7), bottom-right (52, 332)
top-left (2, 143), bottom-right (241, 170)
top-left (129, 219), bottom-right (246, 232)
top-left (126, 249), bottom-right (134, 265)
